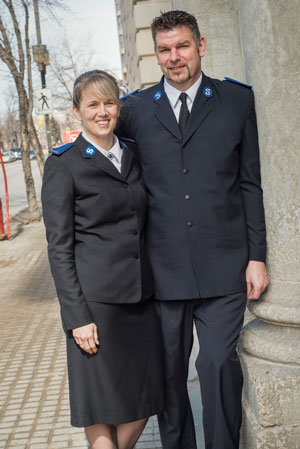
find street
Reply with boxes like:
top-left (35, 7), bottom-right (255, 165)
top-left (0, 158), bottom-right (43, 220)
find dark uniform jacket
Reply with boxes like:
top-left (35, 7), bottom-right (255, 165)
top-left (117, 73), bottom-right (267, 300)
top-left (42, 134), bottom-right (153, 330)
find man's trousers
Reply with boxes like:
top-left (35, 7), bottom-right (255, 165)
top-left (156, 292), bottom-right (247, 449)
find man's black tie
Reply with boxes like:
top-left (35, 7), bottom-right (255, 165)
top-left (178, 92), bottom-right (189, 134)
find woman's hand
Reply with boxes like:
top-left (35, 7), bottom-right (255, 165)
top-left (72, 323), bottom-right (99, 354)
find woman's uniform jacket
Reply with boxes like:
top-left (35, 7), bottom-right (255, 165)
top-left (42, 134), bottom-right (153, 331)
top-left (117, 74), bottom-right (267, 300)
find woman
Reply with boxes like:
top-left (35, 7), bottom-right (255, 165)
top-left (42, 70), bottom-right (164, 449)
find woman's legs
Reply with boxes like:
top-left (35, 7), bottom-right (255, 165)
top-left (85, 417), bottom-right (148, 449)
top-left (116, 417), bottom-right (148, 449)
top-left (85, 423), bottom-right (118, 449)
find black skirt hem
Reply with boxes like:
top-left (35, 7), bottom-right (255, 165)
top-left (70, 399), bottom-right (165, 428)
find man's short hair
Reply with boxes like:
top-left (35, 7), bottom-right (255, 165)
top-left (151, 10), bottom-right (201, 46)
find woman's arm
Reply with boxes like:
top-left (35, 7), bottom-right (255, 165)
top-left (42, 155), bottom-right (94, 331)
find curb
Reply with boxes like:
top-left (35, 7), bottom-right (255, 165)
top-left (1, 205), bottom-right (42, 241)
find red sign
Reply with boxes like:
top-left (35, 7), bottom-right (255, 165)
top-left (62, 129), bottom-right (82, 143)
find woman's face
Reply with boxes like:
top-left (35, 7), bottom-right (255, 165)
top-left (73, 86), bottom-right (120, 148)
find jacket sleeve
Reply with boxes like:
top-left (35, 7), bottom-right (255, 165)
top-left (239, 89), bottom-right (267, 262)
top-left (116, 98), bottom-right (134, 138)
top-left (41, 155), bottom-right (94, 330)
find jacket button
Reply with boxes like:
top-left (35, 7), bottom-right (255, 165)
top-left (183, 168), bottom-right (189, 174)
top-left (131, 206), bottom-right (136, 212)
top-left (187, 221), bottom-right (193, 227)
top-left (134, 253), bottom-right (140, 259)
top-left (185, 194), bottom-right (191, 200)
top-left (132, 229), bottom-right (138, 235)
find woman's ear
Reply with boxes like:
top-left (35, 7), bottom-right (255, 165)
top-left (73, 105), bottom-right (81, 121)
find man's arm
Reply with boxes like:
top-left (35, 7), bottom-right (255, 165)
top-left (240, 90), bottom-right (269, 299)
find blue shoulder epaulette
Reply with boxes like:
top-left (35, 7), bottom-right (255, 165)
top-left (224, 77), bottom-right (252, 88)
top-left (50, 142), bottom-right (74, 155)
top-left (120, 89), bottom-right (139, 100)
top-left (117, 136), bottom-right (136, 144)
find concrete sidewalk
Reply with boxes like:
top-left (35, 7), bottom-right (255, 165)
top-left (0, 217), bottom-right (203, 449)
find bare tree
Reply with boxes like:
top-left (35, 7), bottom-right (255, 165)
top-left (48, 33), bottom-right (105, 108)
top-left (0, 0), bottom-right (69, 220)
top-left (47, 33), bottom-right (123, 135)
top-left (0, 0), bottom-right (41, 220)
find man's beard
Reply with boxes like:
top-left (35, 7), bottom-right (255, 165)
top-left (166, 65), bottom-right (192, 83)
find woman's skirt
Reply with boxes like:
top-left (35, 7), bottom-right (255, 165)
top-left (66, 298), bottom-right (165, 427)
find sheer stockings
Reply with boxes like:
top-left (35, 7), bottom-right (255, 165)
top-left (85, 417), bottom-right (148, 449)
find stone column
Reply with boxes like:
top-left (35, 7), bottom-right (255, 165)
top-left (173, 0), bottom-right (244, 80)
top-left (238, 1), bottom-right (300, 448)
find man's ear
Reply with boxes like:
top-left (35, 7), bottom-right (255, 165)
top-left (154, 47), bottom-right (160, 65)
top-left (198, 36), bottom-right (206, 58)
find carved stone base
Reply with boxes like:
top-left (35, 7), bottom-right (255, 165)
top-left (239, 349), bottom-right (300, 449)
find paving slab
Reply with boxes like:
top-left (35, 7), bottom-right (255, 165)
top-left (0, 219), bottom-right (204, 448)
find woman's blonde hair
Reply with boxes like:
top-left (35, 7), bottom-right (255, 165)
top-left (73, 70), bottom-right (120, 109)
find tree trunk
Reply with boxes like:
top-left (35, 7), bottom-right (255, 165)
top-left (19, 93), bottom-right (40, 222)
top-left (21, 134), bottom-right (40, 221)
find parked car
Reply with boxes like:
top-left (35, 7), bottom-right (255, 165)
top-left (9, 148), bottom-right (36, 160)
top-left (10, 147), bottom-right (22, 159)
top-left (1, 151), bottom-right (17, 163)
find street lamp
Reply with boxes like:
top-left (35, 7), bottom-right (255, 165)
top-left (62, 64), bottom-right (78, 78)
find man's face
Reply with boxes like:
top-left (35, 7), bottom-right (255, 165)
top-left (155, 26), bottom-right (206, 91)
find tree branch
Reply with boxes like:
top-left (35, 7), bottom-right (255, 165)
top-left (0, 11), bottom-right (21, 87)
top-left (3, 0), bottom-right (25, 79)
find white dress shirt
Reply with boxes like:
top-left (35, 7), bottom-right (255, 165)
top-left (164, 73), bottom-right (203, 122)
top-left (82, 132), bottom-right (123, 172)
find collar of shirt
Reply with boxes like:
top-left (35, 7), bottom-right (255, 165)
top-left (164, 73), bottom-right (203, 121)
top-left (81, 132), bottom-right (123, 167)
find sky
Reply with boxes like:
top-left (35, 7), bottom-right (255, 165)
top-left (0, 0), bottom-right (122, 113)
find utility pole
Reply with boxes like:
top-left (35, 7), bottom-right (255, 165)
top-left (32, 0), bottom-right (53, 152)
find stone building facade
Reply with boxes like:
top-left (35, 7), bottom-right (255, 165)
top-left (115, 1), bottom-right (300, 447)
top-left (115, 0), bottom-right (172, 90)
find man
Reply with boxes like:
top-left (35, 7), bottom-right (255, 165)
top-left (117, 10), bottom-right (269, 449)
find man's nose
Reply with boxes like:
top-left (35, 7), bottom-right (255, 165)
top-left (170, 48), bottom-right (179, 62)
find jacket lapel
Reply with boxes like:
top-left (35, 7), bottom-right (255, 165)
top-left (153, 78), bottom-right (182, 141)
top-left (183, 73), bottom-right (215, 145)
top-left (120, 141), bottom-right (133, 179)
top-left (78, 134), bottom-right (124, 181)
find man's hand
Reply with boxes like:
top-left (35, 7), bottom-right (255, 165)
top-left (245, 260), bottom-right (269, 300)
top-left (72, 323), bottom-right (99, 354)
